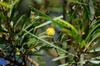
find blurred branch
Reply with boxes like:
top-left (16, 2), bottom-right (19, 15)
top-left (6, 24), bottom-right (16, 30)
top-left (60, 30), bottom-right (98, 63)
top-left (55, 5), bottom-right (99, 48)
top-left (20, 51), bottom-right (39, 66)
top-left (24, 55), bottom-right (39, 66)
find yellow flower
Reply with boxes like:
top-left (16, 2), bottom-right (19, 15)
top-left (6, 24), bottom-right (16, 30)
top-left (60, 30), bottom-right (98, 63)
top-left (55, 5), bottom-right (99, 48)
top-left (46, 27), bottom-right (55, 36)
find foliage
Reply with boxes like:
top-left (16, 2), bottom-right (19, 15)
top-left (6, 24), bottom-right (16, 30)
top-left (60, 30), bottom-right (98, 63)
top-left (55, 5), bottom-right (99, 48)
top-left (0, 0), bottom-right (100, 66)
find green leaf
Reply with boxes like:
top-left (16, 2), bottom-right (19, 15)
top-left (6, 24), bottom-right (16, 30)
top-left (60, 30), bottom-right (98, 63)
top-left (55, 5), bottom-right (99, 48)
top-left (52, 56), bottom-right (67, 61)
top-left (84, 33), bottom-right (100, 52)
top-left (85, 23), bottom-right (100, 42)
top-left (34, 21), bottom-right (51, 29)
top-left (90, 20), bottom-right (100, 28)
top-left (54, 19), bottom-right (78, 34)
top-left (31, 7), bottom-right (52, 20)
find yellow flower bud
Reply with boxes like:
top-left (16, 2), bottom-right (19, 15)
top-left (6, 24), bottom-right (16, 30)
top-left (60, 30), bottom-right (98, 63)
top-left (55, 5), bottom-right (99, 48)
top-left (46, 27), bottom-right (55, 36)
